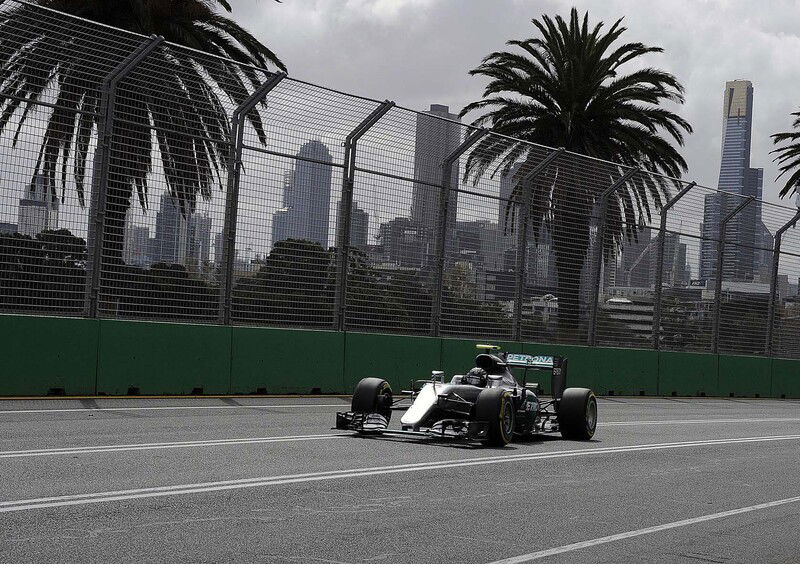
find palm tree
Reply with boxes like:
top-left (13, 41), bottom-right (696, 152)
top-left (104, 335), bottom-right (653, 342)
top-left (0, 0), bottom-right (285, 263)
top-left (772, 111), bottom-right (800, 198)
top-left (460, 8), bottom-right (691, 335)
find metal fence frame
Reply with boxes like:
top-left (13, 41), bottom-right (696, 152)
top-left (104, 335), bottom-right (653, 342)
top-left (1, 0), bottom-right (799, 358)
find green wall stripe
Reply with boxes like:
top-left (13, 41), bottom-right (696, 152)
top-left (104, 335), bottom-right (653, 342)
top-left (230, 326), bottom-right (344, 394)
top-left (0, 314), bottom-right (98, 396)
top-left (0, 315), bottom-right (798, 398)
top-left (96, 319), bottom-right (231, 395)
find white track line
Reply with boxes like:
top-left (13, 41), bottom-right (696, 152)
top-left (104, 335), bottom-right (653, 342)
top-left (602, 417), bottom-right (800, 426)
top-left (489, 495), bottom-right (800, 563)
top-left (0, 404), bottom-right (346, 414)
top-left (2, 434), bottom-right (799, 514)
top-left (2, 418), bottom-right (799, 460)
top-left (0, 433), bottom-right (348, 459)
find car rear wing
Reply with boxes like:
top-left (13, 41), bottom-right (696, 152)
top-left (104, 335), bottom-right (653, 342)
top-left (505, 354), bottom-right (556, 369)
top-left (505, 354), bottom-right (568, 400)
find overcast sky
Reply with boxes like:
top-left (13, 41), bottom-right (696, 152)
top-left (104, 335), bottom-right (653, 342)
top-left (230, 0), bottom-right (800, 210)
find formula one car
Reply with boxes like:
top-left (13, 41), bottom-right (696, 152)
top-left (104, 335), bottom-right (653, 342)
top-left (335, 344), bottom-right (597, 446)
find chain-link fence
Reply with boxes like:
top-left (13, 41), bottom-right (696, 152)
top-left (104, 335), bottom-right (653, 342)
top-left (1, 1), bottom-right (799, 358)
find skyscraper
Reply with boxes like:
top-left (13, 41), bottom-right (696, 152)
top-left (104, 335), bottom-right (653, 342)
top-left (700, 80), bottom-right (765, 281)
top-left (123, 221), bottom-right (150, 267)
top-left (187, 213), bottom-right (212, 266)
top-left (152, 192), bottom-right (188, 264)
top-left (18, 174), bottom-right (59, 237)
top-left (271, 141), bottom-right (333, 248)
top-left (410, 104), bottom-right (462, 258)
top-left (336, 199), bottom-right (369, 249)
top-left (214, 231), bottom-right (225, 265)
top-left (498, 162), bottom-right (523, 248)
top-left (616, 228), bottom-right (654, 287)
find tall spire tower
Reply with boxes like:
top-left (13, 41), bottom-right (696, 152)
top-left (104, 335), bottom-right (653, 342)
top-left (699, 80), bottom-right (765, 281)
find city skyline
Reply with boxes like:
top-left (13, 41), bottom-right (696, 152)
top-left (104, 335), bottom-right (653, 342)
top-left (4, 81), bottom-right (798, 294)
top-left (699, 80), bottom-right (773, 282)
top-left (271, 139), bottom-right (333, 249)
top-left (232, 0), bottom-right (800, 212)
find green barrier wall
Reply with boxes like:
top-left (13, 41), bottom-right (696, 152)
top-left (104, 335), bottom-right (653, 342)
top-left (0, 315), bottom-right (98, 396)
top-left (658, 351), bottom-right (719, 397)
top-left (771, 358), bottom-right (800, 398)
top-left (1, 314), bottom-right (798, 398)
top-left (717, 354), bottom-right (772, 398)
top-left (96, 319), bottom-right (231, 395)
top-left (231, 326), bottom-right (344, 394)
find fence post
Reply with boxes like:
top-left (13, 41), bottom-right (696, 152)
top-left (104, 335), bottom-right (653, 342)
top-left (512, 148), bottom-right (564, 341)
top-left (84, 35), bottom-right (164, 318)
top-left (218, 72), bottom-right (287, 325)
top-left (710, 196), bottom-right (754, 354)
top-left (333, 100), bottom-right (394, 331)
top-left (652, 181), bottom-right (696, 350)
top-left (430, 128), bottom-right (488, 337)
top-left (587, 167), bottom-right (639, 346)
top-left (765, 209), bottom-right (800, 355)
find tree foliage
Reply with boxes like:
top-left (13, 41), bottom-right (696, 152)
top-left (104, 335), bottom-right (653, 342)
top-left (771, 111), bottom-right (800, 198)
top-left (460, 8), bottom-right (691, 331)
top-left (0, 0), bottom-right (284, 260)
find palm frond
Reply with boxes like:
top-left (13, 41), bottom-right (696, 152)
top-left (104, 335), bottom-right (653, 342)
top-left (0, 0), bottom-right (284, 231)
top-left (772, 111), bottom-right (800, 197)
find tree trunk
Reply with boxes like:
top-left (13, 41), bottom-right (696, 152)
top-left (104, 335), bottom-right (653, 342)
top-left (551, 186), bottom-right (592, 340)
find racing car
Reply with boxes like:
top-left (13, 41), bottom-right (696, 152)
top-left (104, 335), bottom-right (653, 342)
top-left (335, 344), bottom-right (597, 446)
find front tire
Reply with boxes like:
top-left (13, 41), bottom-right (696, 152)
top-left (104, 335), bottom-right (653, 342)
top-left (558, 387), bottom-right (597, 440)
top-left (351, 377), bottom-right (392, 422)
top-left (474, 388), bottom-right (515, 446)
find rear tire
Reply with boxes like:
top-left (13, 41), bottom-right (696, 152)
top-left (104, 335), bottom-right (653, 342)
top-left (474, 388), bottom-right (515, 446)
top-left (558, 387), bottom-right (597, 440)
top-left (351, 377), bottom-right (392, 422)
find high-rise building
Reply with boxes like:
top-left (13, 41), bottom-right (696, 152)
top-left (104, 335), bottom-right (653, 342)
top-left (754, 220), bottom-right (774, 282)
top-left (454, 219), bottom-right (503, 272)
top-left (214, 231), bottom-right (225, 265)
top-left (700, 80), bottom-right (766, 281)
top-left (750, 168), bottom-right (774, 281)
top-left (498, 162), bottom-right (524, 240)
top-left (18, 174), bottom-right (59, 237)
top-left (187, 213), bottom-right (212, 266)
top-left (375, 217), bottom-right (423, 267)
top-left (271, 141), bottom-right (333, 248)
top-left (410, 104), bottom-right (462, 262)
top-left (152, 192), bottom-right (188, 264)
top-left (616, 228), bottom-right (654, 288)
top-left (0, 223), bottom-right (17, 234)
top-left (336, 199), bottom-right (369, 249)
top-left (123, 221), bottom-right (150, 267)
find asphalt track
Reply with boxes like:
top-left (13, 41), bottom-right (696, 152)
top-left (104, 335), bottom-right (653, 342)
top-left (1, 397), bottom-right (799, 563)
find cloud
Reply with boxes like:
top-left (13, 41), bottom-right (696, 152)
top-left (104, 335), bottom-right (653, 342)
top-left (232, 0), bottom-right (800, 209)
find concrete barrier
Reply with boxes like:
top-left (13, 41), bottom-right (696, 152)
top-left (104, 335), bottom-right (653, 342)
top-left (0, 314), bottom-right (98, 396)
top-left (0, 314), bottom-right (796, 398)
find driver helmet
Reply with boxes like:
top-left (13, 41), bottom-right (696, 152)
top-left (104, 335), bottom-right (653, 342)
top-left (463, 367), bottom-right (488, 387)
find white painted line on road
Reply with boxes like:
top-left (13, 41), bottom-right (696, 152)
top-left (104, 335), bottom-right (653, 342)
top-left (488, 494), bottom-right (800, 563)
top-left (0, 404), bottom-right (346, 414)
top-left (2, 434), bottom-right (799, 514)
top-left (603, 417), bottom-right (800, 426)
top-left (5, 418), bottom-right (799, 459)
top-left (0, 433), bottom-right (348, 459)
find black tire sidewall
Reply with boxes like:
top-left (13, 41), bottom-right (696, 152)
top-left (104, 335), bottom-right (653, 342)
top-left (475, 388), bottom-right (514, 446)
top-left (352, 377), bottom-right (392, 420)
top-left (558, 388), bottom-right (596, 440)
